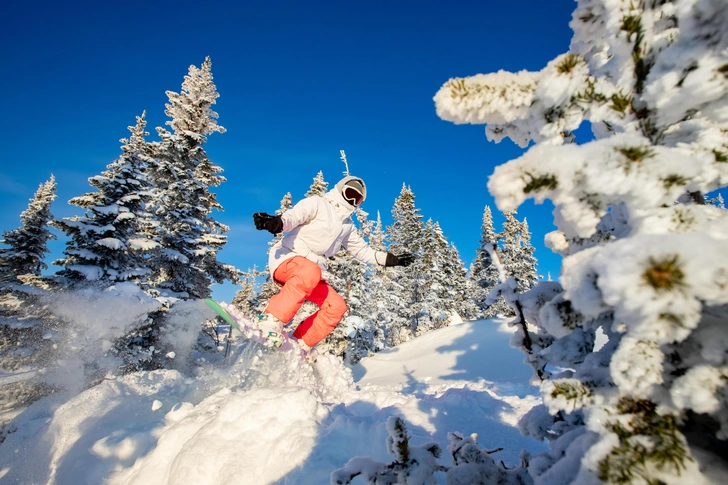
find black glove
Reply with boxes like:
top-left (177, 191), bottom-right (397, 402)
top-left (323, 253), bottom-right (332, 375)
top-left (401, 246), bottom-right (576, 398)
top-left (385, 252), bottom-right (415, 267)
top-left (253, 212), bottom-right (283, 235)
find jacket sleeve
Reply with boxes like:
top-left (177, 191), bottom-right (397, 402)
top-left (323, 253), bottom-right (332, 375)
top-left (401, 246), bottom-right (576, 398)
top-left (280, 196), bottom-right (320, 232)
top-left (344, 226), bottom-right (389, 266)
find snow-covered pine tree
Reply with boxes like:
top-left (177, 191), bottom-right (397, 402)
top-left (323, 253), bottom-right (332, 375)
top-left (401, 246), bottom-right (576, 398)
top-left (470, 206), bottom-right (509, 318)
top-left (0, 177), bottom-right (59, 412)
top-left (420, 221), bottom-right (478, 326)
top-left (366, 211), bottom-right (393, 351)
top-left (305, 170), bottom-right (329, 198)
top-left (433, 222), bottom-right (478, 322)
top-left (435, 1), bottom-right (728, 482)
top-left (446, 242), bottom-right (479, 321)
top-left (385, 184), bottom-right (426, 345)
top-left (146, 57), bottom-right (238, 299)
top-left (53, 113), bottom-right (158, 284)
top-left (388, 185), bottom-right (425, 257)
top-left (232, 267), bottom-right (260, 317)
top-left (499, 210), bottom-right (539, 293)
top-left (414, 219), bottom-right (442, 334)
top-left (0, 176), bottom-right (57, 285)
top-left (278, 193), bottom-right (294, 217)
top-left (370, 211), bottom-right (386, 252)
top-left (498, 210), bottom-right (522, 288)
top-left (52, 114), bottom-right (165, 373)
top-left (516, 218), bottom-right (539, 290)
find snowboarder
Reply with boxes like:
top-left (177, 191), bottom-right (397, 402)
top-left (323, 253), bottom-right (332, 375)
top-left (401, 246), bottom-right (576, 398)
top-left (253, 175), bottom-right (414, 349)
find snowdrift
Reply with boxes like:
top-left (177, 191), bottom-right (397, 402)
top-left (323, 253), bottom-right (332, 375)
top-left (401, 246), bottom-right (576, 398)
top-left (0, 319), bottom-right (545, 485)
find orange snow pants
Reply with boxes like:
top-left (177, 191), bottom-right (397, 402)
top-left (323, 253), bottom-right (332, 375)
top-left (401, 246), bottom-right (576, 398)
top-left (265, 256), bottom-right (347, 347)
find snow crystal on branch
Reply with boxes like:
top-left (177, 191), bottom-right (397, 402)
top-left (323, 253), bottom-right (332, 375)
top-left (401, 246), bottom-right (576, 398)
top-left (488, 132), bottom-right (722, 240)
top-left (434, 70), bottom-right (540, 125)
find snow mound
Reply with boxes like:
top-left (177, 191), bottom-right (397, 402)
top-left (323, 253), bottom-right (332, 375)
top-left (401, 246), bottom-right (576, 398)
top-left (112, 387), bottom-right (323, 485)
top-left (0, 318), bottom-right (544, 485)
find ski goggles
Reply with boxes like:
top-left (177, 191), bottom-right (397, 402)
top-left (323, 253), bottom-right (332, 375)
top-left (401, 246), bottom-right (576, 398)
top-left (343, 185), bottom-right (364, 206)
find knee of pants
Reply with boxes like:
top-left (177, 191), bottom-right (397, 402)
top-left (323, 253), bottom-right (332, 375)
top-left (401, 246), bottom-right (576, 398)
top-left (323, 293), bottom-right (347, 323)
top-left (298, 263), bottom-right (322, 290)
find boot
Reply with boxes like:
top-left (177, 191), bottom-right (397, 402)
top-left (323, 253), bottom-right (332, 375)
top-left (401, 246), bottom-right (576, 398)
top-left (256, 313), bottom-right (284, 348)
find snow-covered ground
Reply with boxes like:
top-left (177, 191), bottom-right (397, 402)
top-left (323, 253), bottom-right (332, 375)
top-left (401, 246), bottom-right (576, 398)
top-left (0, 317), bottom-right (546, 485)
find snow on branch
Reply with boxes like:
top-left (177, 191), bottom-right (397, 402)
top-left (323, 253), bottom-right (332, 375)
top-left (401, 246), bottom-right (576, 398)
top-left (434, 70), bottom-right (540, 126)
top-left (330, 417), bottom-right (529, 485)
top-left (340, 149), bottom-right (350, 177)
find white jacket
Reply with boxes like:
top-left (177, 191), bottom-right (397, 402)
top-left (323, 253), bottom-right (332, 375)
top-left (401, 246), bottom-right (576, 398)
top-left (268, 188), bottom-right (388, 279)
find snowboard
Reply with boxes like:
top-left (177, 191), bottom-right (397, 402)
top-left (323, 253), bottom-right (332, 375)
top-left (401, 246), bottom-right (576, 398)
top-left (204, 298), bottom-right (295, 352)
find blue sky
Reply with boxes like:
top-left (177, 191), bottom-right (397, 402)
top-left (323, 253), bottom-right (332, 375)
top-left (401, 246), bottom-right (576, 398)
top-left (1, 0), bottom-right (580, 301)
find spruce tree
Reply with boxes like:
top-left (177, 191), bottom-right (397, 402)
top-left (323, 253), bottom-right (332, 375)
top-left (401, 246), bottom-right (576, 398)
top-left (0, 177), bottom-right (58, 409)
top-left (432, 221), bottom-right (455, 309)
top-left (420, 221), bottom-right (477, 327)
top-left (370, 211), bottom-right (387, 252)
top-left (305, 170), bottom-right (328, 198)
top-left (470, 206), bottom-right (508, 317)
top-left (53, 114), bottom-right (157, 284)
top-left (515, 218), bottom-right (539, 290)
top-left (499, 210), bottom-right (538, 292)
top-left (232, 267), bottom-right (259, 316)
top-left (0, 176), bottom-right (57, 284)
top-left (412, 219), bottom-right (435, 334)
top-left (366, 211), bottom-right (392, 351)
top-left (388, 185), bottom-right (424, 256)
top-left (385, 184), bottom-right (426, 344)
top-left (278, 193), bottom-right (294, 215)
top-left (446, 242), bottom-right (479, 321)
top-left (147, 57), bottom-right (238, 299)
